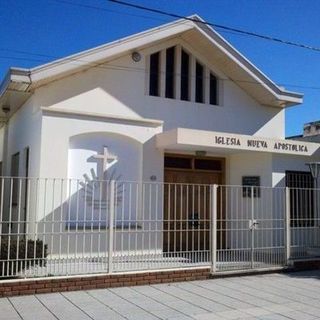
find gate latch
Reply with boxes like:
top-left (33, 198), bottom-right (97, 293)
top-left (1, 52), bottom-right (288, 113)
top-left (249, 219), bottom-right (259, 230)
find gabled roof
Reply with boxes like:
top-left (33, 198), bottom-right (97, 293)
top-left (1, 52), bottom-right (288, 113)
top-left (0, 15), bottom-right (303, 117)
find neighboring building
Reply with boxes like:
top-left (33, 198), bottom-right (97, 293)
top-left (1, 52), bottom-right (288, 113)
top-left (0, 16), bottom-right (319, 264)
top-left (289, 120), bottom-right (320, 143)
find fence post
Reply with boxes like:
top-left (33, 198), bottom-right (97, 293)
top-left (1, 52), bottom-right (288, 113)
top-left (251, 186), bottom-right (254, 269)
top-left (285, 187), bottom-right (291, 264)
top-left (211, 184), bottom-right (218, 273)
top-left (108, 180), bottom-right (115, 274)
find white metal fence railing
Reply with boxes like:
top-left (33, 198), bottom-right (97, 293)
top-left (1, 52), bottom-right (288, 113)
top-left (289, 187), bottom-right (320, 259)
top-left (216, 186), bottom-right (287, 272)
top-left (0, 177), bottom-right (319, 279)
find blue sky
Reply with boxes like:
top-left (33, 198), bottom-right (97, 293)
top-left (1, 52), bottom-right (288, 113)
top-left (0, 0), bottom-right (319, 136)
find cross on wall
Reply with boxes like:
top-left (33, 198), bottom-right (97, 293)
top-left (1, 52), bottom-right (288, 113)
top-left (92, 147), bottom-right (118, 175)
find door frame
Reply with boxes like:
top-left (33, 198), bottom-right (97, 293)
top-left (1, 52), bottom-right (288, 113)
top-left (164, 153), bottom-right (226, 180)
top-left (163, 153), bottom-right (226, 253)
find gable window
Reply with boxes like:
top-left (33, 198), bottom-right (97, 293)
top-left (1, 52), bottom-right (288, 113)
top-left (165, 46), bottom-right (175, 99)
top-left (147, 46), bottom-right (219, 105)
top-left (195, 61), bottom-right (204, 103)
top-left (149, 51), bottom-right (160, 96)
top-left (180, 50), bottom-right (190, 101)
top-left (210, 73), bottom-right (218, 105)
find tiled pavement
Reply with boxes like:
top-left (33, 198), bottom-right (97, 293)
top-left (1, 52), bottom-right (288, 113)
top-left (1, 270), bottom-right (320, 320)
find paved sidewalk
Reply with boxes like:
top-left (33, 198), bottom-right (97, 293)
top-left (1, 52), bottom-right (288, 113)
top-left (1, 270), bottom-right (320, 320)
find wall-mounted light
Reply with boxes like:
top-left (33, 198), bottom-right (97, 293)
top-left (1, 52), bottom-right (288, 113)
top-left (306, 162), bottom-right (320, 186)
top-left (150, 175), bottom-right (157, 181)
top-left (131, 51), bottom-right (141, 62)
top-left (2, 105), bottom-right (10, 114)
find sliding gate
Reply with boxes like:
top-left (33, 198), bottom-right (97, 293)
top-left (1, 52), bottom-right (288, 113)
top-left (216, 185), bottom-right (287, 272)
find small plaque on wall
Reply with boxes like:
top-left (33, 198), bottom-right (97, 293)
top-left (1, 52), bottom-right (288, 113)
top-left (242, 176), bottom-right (260, 198)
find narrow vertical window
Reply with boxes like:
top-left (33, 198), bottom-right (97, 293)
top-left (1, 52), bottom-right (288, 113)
top-left (149, 52), bottom-right (160, 96)
top-left (195, 62), bottom-right (204, 103)
top-left (24, 147), bottom-right (29, 178)
top-left (180, 50), bottom-right (190, 101)
top-left (165, 46), bottom-right (175, 98)
top-left (11, 152), bottom-right (19, 206)
top-left (23, 147), bottom-right (30, 231)
top-left (210, 73), bottom-right (218, 105)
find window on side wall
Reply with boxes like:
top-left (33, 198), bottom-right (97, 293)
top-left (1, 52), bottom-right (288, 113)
top-left (286, 171), bottom-right (314, 227)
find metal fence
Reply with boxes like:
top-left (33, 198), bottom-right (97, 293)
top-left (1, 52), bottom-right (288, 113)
top-left (0, 177), bottom-right (319, 279)
top-left (216, 186), bottom-right (287, 272)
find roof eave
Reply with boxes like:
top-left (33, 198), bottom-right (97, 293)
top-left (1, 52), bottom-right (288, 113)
top-left (27, 17), bottom-right (194, 84)
top-left (278, 92), bottom-right (303, 108)
top-left (190, 15), bottom-right (303, 105)
top-left (0, 68), bottom-right (31, 96)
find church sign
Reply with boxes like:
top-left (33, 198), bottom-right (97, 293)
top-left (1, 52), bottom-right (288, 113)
top-left (157, 128), bottom-right (319, 156)
top-left (213, 134), bottom-right (311, 155)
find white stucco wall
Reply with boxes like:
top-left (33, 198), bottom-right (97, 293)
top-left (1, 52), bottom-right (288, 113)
top-left (227, 152), bottom-right (273, 187)
top-left (5, 95), bottom-right (42, 177)
top-left (39, 114), bottom-right (162, 180)
top-left (34, 37), bottom-right (285, 140)
top-left (68, 132), bottom-right (142, 181)
top-left (11, 35), bottom-right (289, 190)
top-left (0, 96), bottom-right (42, 230)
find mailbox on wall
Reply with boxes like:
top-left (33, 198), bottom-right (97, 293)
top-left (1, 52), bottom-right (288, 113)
top-left (242, 176), bottom-right (261, 198)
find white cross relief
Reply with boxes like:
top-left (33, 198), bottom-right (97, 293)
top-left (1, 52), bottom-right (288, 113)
top-left (92, 147), bottom-right (117, 173)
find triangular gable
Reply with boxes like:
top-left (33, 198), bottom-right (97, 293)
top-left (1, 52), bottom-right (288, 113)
top-left (0, 14), bottom-right (303, 114)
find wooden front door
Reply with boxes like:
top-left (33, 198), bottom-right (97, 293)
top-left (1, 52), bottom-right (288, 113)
top-left (163, 155), bottom-right (224, 253)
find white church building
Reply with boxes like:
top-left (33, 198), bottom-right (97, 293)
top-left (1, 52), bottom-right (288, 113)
top-left (0, 16), bottom-right (319, 275)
